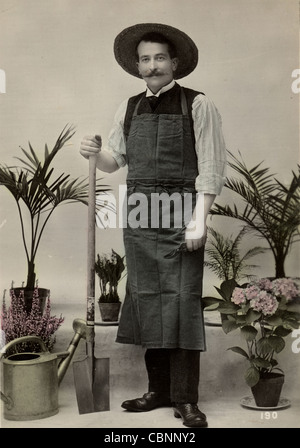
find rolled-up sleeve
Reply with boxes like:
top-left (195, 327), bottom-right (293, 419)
top-left (192, 95), bottom-right (227, 195)
top-left (104, 99), bottom-right (128, 168)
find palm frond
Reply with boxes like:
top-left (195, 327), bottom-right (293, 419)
top-left (212, 151), bottom-right (300, 277)
top-left (0, 125), bottom-right (110, 289)
top-left (204, 226), bottom-right (265, 282)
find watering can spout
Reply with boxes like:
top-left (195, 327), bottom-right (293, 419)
top-left (57, 318), bottom-right (87, 385)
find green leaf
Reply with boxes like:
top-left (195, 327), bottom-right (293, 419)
top-left (264, 315), bottom-right (283, 326)
top-left (241, 325), bottom-right (258, 341)
top-left (28, 141), bottom-right (40, 167)
top-left (245, 309), bottom-right (261, 323)
top-left (274, 326), bottom-right (293, 337)
top-left (203, 303), bottom-right (220, 311)
top-left (252, 357), bottom-right (271, 369)
top-left (218, 302), bottom-right (239, 314)
top-left (236, 315), bottom-right (247, 325)
top-left (227, 346), bottom-right (249, 358)
top-left (44, 143), bottom-right (49, 159)
top-left (267, 335), bottom-right (285, 353)
top-left (283, 318), bottom-right (300, 330)
top-left (19, 146), bottom-right (38, 167)
top-left (286, 302), bottom-right (300, 313)
top-left (222, 319), bottom-right (240, 334)
top-left (270, 358), bottom-right (279, 367)
top-left (277, 296), bottom-right (287, 310)
top-left (202, 296), bottom-right (224, 309)
top-left (245, 365), bottom-right (260, 387)
top-left (219, 279), bottom-right (239, 300)
top-left (256, 337), bottom-right (273, 355)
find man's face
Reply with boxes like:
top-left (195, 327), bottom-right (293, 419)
top-left (136, 41), bottom-right (178, 94)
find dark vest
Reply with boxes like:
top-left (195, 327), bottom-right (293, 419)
top-left (123, 82), bottom-right (204, 145)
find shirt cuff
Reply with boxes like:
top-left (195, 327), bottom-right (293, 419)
top-left (104, 147), bottom-right (127, 168)
top-left (195, 173), bottom-right (226, 195)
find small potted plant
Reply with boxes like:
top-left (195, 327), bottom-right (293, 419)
top-left (1, 288), bottom-right (64, 353)
top-left (222, 277), bottom-right (300, 407)
top-left (95, 249), bottom-right (126, 322)
top-left (0, 125), bottom-right (110, 312)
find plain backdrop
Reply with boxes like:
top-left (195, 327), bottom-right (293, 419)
top-left (0, 0), bottom-right (299, 303)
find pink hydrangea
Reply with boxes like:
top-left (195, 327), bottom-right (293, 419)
top-left (250, 291), bottom-right (279, 316)
top-left (231, 288), bottom-right (247, 305)
top-left (254, 278), bottom-right (273, 292)
top-left (271, 278), bottom-right (300, 301)
top-left (244, 285), bottom-right (261, 301)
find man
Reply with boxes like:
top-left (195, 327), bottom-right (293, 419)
top-left (80, 23), bottom-right (227, 428)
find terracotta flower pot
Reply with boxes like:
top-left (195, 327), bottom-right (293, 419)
top-left (98, 302), bottom-right (121, 322)
top-left (251, 373), bottom-right (284, 407)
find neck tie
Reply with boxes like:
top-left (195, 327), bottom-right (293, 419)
top-left (148, 95), bottom-right (159, 111)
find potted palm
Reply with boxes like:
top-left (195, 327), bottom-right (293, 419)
top-left (210, 150), bottom-right (300, 278)
top-left (0, 125), bottom-right (110, 312)
top-left (95, 249), bottom-right (126, 322)
top-left (202, 226), bottom-right (266, 325)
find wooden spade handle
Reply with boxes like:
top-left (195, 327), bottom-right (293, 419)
top-left (86, 156), bottom-right (97, 327)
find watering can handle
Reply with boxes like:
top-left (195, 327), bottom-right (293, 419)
top-left (0, 335), bottom-right (48, 360)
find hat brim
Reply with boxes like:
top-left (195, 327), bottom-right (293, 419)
top-left (114, 23), bottom-right (198, 80)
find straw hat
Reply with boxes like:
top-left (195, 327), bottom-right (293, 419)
top-left (113, 23), bottom-right (198, 79)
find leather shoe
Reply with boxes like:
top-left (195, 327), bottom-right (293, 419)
top-left (174, 403), bottom-right (208, 427)
top-left (121, 392), bottom-right (171, 412)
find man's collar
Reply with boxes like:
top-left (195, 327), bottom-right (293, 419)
top-left (146, 80), bottom-right (176, 97)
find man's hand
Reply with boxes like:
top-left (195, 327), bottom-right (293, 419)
top-left (80, 135), bottom-right (102, 159)
top-left (185, 221), bottom-right (207, 252)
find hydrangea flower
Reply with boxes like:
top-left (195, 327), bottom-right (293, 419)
top-left (250, 291), bottom-right (279, 316)
top-left (231, 287), bottom-right (247, 305)
top-left (271, 278), bottom-right (299, 301)
top-left (226, 277), bottom-right (300, 388)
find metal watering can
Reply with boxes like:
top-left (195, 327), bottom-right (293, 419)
top-left (0, 318), bottom-right (86, 421)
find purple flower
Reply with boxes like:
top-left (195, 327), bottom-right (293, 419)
top-left (254, 278), bottom-right (273, 292)
top-left (250, 291), bottom-right (279, 316)
top-left (271, 278), bottom-right (300, 301)
top-left (1, 288), bottom-right (64, 352)
top-left (232, 288), bottom-right (247, 305)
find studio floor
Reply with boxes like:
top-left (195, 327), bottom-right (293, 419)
top-left (1, 302), bottom-right (299, 429)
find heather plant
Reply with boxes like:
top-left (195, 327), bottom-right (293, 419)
top-left (1, 288), bottom-right (64, 353)
top-left (222, 277), bottom-right (300, 387)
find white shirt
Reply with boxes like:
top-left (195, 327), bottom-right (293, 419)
top-left (145, 79), bottom-right (176, 97)
top-left (104, 83), bottom-right (227, 195)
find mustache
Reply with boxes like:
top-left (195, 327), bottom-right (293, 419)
top-left (146, 70), bottom-right (163, 77)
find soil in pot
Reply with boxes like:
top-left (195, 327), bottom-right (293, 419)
top-left (98, 302), bottom-right (121, 322)
top-left (251, 372), bottom-right (284, 407)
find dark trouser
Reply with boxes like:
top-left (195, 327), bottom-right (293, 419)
top-left (144, 348), bottom-right (200, 404)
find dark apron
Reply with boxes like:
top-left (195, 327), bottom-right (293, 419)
top-left (116, 88), bottom-right (206, 351)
